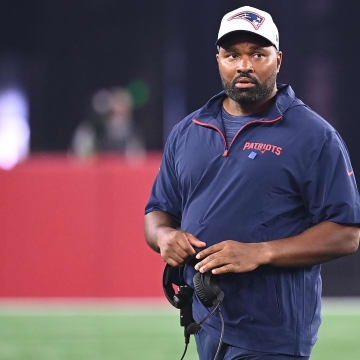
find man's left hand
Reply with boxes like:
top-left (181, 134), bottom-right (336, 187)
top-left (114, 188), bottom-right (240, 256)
top-left (194, 240), bottom-right (269, 274)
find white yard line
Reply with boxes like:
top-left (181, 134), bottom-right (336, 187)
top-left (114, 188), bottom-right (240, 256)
top-left (0, 297), bottom-right (173, 316)
top-left (0, 310), bottom-right (176, 317)
top-left (322, 297), bottom-right (360, 315)
top-left (0, 297), bottom-right (359, 316)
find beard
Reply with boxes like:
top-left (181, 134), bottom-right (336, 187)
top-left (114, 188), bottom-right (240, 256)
top-left (221, 70), bottom-right (277, 105)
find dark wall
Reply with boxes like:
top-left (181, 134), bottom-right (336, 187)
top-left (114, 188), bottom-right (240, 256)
top-left (1, 1), bottom-right (359, 154)
top-left (0, 0), bottom-right (165, 151)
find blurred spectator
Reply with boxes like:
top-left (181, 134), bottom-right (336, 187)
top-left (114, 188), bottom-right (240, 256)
top-left (71, 87), bottom-right (144, 158)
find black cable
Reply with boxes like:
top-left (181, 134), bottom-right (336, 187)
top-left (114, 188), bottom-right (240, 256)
top-left (179, 301), bottom-right (224, 360)
top-left (179, 342), bottom-right (189, 360)
top-left (198, 300), bottom-right (222, 326)
top-left (213, 307), bottom-right (224, 360)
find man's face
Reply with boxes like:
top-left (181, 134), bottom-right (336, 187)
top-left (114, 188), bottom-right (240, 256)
top-left (216, 33), bottom-right (282, 106)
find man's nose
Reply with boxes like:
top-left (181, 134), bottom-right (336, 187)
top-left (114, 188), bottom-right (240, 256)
top-left (236, 57), bottom-right (254, 73)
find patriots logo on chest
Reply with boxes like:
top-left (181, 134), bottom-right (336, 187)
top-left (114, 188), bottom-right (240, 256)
top-left (227, 11), bottom-right (265, 30)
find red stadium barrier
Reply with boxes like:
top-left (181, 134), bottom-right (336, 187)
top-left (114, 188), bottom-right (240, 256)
top-left (0, 153), bottom-right (165, 298)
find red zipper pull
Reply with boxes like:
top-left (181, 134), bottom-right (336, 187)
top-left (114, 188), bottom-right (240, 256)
top-left (222, 150), bottom-right (229, 157)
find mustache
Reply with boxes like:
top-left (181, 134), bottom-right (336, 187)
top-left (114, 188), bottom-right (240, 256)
top-left (232, 73), bottom-right (259, 86)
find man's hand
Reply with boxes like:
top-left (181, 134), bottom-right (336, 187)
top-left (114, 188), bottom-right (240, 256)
top-left (194, 240), bottom-right (269, 275)
top-left (145, 211), bottom-right (207, 267)
top-left (194, 222), bottom-right (360, 274)
top-left (158, 228), bottom-right (206, 267)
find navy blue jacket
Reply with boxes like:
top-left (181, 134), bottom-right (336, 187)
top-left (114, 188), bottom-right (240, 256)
top-left (145, 84), bottom-right (360, 355)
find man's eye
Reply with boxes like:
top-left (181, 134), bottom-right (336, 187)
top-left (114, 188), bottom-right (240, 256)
top-left (229, 54), bottom-right (237, 59)
top-left (254, 53), bottom-right (264, 58)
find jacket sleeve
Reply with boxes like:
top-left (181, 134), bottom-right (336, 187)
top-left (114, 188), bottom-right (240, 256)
top-left (145, 124), bottom-right (182, 223)
top-left (301, 130), bottom-right (360, 226)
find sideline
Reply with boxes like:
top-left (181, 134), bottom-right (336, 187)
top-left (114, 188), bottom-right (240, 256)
top-left (0, 297), bottom-right (359, 316)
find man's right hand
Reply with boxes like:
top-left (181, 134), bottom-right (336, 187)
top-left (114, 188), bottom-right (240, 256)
top-left (144, 211), bottom-right (206, 266)
top-left (157, 228), bottom-right (206, 267)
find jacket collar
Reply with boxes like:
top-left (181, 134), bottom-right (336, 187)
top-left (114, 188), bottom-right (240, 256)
top-left (194, 84), bottom-right (298, 127)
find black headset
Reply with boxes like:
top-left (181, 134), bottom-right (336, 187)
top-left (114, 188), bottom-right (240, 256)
top-left (162, 248), bottom-right (224, 347)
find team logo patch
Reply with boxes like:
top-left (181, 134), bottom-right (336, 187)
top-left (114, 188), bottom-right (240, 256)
top-left (227, 11), bottom-right (265, 30)
top-left (243, 142), bottom-right (282, 156)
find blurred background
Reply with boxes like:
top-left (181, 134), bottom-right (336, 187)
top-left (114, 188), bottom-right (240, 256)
top-left (0, 0), bottom-right (360, 359)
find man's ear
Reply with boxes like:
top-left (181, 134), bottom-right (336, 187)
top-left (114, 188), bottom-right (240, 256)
top-left (276, 51), bottom-right (283, 73)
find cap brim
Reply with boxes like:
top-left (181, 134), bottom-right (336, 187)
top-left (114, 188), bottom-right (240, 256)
top-left (216, 30), bottom-right (275, 48)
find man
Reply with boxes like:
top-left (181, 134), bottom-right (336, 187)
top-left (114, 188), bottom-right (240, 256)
top-left (144, 5), bottom-right (360, 360)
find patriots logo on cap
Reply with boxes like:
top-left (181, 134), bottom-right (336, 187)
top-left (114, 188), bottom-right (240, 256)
top-left (227, 11), bottom-right (265, 30)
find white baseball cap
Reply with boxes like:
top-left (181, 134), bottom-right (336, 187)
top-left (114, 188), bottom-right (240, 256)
top-left (217, 6), bottom-right (279, 49)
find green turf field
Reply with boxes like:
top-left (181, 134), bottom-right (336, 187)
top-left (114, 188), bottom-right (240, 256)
top-left (0, 300), bottom-right (359, 360)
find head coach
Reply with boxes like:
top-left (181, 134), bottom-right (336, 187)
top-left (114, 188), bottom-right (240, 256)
top-left (144, 5), bottom-right (360, 360)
